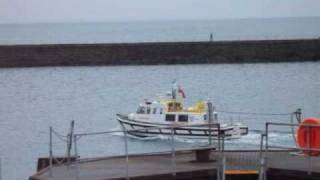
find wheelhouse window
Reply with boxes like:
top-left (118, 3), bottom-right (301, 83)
top-left (136, 107), bottom-right (146, 114)
top-left (146, 107), bottom-right (151, 114)
top-left (168, 102), bottom-right (183, 112)
top-left (152, 108), bottom-right (157, 114)
top-left (165, 114), bottom-right (175, 122)
top-left (178, 115), bottom-right (188, 122)
top-left (168, 103), bottom-right (173, 112)
top-left (160, 108), bottom-right (163, 114)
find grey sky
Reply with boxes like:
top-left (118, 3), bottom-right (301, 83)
top-left (1, 0), bottom-right (319, 23)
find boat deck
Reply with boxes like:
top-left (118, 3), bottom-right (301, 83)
top-left (30, 150), bottom-right (320, 180)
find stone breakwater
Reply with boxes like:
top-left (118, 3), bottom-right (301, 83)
top-left (0, 39), bottom-right (319, 67)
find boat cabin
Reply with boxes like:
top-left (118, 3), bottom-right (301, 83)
top-left (132, 100), bottom-right (206, 123)
top-left (136, 99), bottom-right (183, 115)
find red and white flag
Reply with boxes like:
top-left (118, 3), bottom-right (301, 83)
top-left (178, 86), bottom-right (186, 98)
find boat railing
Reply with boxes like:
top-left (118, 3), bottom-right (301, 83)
top-left (258, 122), bottom-right (320, 180)
top-left (47, 122), bottom-right (227, 180)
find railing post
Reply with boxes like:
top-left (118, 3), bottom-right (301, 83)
top-left (171, 127), bottom-right (176, 177)
top-left (265, 123), bottom-right (269, 180)
top-left (217, 165), bottom-right (220, 180)
top-left (295, 108), bottom-right (302, 123)
top-left (73, 134), bottom-right (80, 179)
top-left (307, 126), bottom-right (312, 175)
top-left (258, 156), bottom-right (266, 180)
top-left (265, 123), bottom-right (269, 152)
top-left (74, 135), bottom-right (78, 161)
top-left (49, 126), bottom-right (53, 177)
top-left (217, 124), bottom-right (221, 180)
top-left (223, 132), bottom-right (225, 179)
top-left (221, 133), bottom-right (225, 152)
top-left (290, 113), bottom-right (299, 149)
top-left (259, 134), bottom-right (266, 180)
top-left (207, 101), bottom-right (213, 146)
top-left (67, 120), bottom-right (75, 164)
top-left (123, 129), bottom-right (129, 180)
top-left (218, 132), bottom-right (225, 180)
top-left (259, 134), bottom-right (266, 160)
top-left (221, 156), bottom-right (226, 180)
top-left (217, 124), bottom-right (221, 151)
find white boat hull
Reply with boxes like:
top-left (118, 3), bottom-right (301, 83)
top-left (117, 114), bottom-right (248, 139)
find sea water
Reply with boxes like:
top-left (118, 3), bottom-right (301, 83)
top-left (0, 62), bottom-right (319, 179)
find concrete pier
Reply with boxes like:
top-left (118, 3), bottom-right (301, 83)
top-left (0, 39), bottom-right (319, 67)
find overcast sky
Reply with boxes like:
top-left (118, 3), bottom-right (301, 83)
top-left (1, 0), bottom-right (320, 23)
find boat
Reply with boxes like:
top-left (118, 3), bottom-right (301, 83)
top-left (117, 83), bottom-right (249, 139)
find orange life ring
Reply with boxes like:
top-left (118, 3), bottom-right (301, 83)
top-left (297, 118), bottom-right (320, 156)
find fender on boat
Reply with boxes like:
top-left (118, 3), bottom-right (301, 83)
top-left (297, 117), bottom-right (320, 156)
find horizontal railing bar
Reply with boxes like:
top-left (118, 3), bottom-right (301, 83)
top-left (74, 123), bottom-right (222, 137)
top-left (267, 145), bottom-right (320, 151)
top-left (267, 122), bottom-right (320, 127)
top-left (265, 122), bottom-right (320, 152)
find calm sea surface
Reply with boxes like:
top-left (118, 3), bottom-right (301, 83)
top-left (0, 17), bottom-right (320, 44)
top-left (0, 62), bottom-right (319, 180)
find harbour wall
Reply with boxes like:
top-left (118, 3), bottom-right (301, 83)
top-left (0, 39), bottom-right (319, 67)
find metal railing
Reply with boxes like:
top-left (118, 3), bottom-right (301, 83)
top-left (48, 122), bottom-right (226, 180)
top-left (217, 109), bottom-right (298, 132)
top-left (45, 108), bottom-right (307, 180)
top-left (258, 121), bottom-right (320, 180)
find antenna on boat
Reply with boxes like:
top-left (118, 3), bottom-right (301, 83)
top-left (171, 79), bottom-right (177, 100)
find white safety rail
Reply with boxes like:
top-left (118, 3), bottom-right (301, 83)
top-left (258, 122), bottom-right (320, 180)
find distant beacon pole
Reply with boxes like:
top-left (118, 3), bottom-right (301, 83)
top-left (210, 33), bottom-right (213, 41)
top-left (207, 101), bottom-right (214, 145)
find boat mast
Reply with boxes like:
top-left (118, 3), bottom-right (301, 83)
top-left (172, 80), bottom-right (177, 100)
